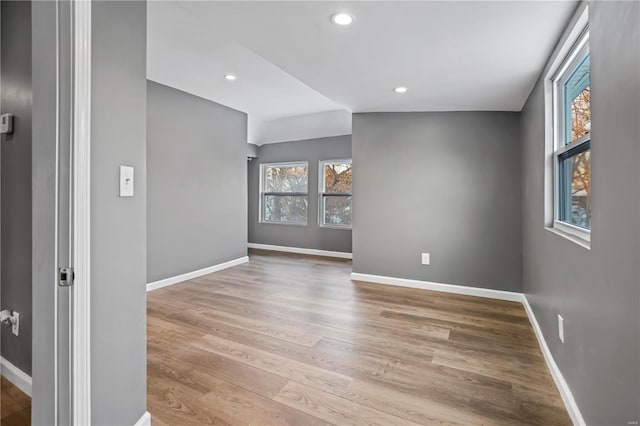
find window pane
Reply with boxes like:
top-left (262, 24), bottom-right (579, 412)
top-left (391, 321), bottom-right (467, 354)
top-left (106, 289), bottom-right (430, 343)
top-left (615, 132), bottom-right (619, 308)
top-left (324, 161), bottom-right (352, 193)
top-left (323, 196), bottom-right (352, 226)
top-left (264, 195), bottom-right (307, 224)
top-left (265, 164), bottom-right (308, 193)
top-left (560, 149), bottom-right (591, 229)
top-left (570, 86), bottom-right (590, 141)
top-left (564, 54), bottom-right (590, 143)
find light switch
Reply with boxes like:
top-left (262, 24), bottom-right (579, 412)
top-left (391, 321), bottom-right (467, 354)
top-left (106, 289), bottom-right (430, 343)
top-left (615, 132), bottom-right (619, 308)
top-left (119, 166), bottom-right (134, 197)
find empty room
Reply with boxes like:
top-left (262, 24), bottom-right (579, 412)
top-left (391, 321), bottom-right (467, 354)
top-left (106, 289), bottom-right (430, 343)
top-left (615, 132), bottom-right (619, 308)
top-left (0, 1), bottom-right (638, 425)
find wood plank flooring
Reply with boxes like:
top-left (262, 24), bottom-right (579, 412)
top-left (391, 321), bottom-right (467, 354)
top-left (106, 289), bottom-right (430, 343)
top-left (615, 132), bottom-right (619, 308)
top-left (1, 377), bottom-right (31, 426)
top-left (148, 249), bottom-right (571, 426)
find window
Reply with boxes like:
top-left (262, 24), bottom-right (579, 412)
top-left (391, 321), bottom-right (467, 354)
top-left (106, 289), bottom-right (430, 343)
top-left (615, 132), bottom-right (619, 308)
top-left (550, 25), bottom-right (591, 242)
top-left (319, 159), bottom-right (352, 228)
top-left (260, 162), bottom-right (308, 225)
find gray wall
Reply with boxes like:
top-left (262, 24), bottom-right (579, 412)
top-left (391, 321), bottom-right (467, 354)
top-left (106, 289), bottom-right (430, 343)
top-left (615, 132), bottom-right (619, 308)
top-left (352, 112), bottom-right (522, 292)
top-left (248, 135), bottom-right (352, 253)
top-left (1, 0), bottom-right (33, 376)
top-left (31, 0), bottom-right (59, 421)
top-left (521, 1), bottom-right (640, 424)
top-left (248, 142), bottom-right (259, 159)
top-left (91, 1), bottom-right (148, 424)
top-left (147, 80), bottom-right (248, 283)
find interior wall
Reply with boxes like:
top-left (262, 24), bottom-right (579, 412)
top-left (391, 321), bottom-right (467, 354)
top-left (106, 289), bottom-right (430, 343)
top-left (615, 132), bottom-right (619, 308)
top-left (248, 135), bottom-right (352, 254)
top-left (31, 0), bottom-right (59, 421)
top-left (147, 80), bottom-right (248, 283)
top-left (352, 112), bottom-right (522, 292)
top-left (521, 1), bottom-right (640, 424)
top-left (91, 1), bottom-right (148, 424)
top-left (1, 0), bottom-right (33, 376)
top-left (247, 142), bottom-right (259, 159)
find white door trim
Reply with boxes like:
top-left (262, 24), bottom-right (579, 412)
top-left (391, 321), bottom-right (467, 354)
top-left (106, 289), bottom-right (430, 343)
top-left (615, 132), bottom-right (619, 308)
top-left (71, 0), bottom-right (92, 424)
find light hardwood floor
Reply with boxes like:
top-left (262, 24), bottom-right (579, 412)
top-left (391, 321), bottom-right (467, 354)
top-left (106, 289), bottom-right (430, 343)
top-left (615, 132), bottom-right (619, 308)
top-left (0, 377), bottom-right (31, 426)
top-left (148, 249), bottom-right (570, 426)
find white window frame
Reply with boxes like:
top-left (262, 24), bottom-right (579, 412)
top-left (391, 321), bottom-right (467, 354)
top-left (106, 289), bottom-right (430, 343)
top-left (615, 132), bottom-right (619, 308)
top-left (318, 159), bottom-right (352, 229)
top-left (544, 4), bottom-right (591, 248)
top-left (259, 161), bottom-right (309, 226)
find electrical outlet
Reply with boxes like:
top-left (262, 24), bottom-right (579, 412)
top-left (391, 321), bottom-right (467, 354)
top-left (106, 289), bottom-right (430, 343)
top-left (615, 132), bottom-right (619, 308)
top-left (421, 253), bottom-right (430, 265)
top-left (12, 311), bottom-right (19, 336)
top-left (558, 314), bottom-right (564, 343)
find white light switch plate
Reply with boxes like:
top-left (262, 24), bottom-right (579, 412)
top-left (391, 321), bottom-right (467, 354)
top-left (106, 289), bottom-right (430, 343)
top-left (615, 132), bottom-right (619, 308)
top-left (421, 253), bottom-right (430, 265)
top-left (120, 166), bottom-right (134, 197)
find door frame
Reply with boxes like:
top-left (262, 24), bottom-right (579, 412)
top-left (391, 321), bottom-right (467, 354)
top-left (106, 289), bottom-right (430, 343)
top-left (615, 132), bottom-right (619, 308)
top-left (0, 0), bottom-right (91, 422)
top-left (69, 0), bottom-right (92, 424)
top-left (31, 0), bottom-right (93, 422)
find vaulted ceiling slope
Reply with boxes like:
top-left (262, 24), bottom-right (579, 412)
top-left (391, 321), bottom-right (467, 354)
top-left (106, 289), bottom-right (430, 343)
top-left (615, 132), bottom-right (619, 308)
top-left (147, 1), bottom-right (577, 144)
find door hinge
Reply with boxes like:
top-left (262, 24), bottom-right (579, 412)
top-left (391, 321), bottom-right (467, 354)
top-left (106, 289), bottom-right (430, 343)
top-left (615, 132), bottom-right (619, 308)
top-left (59, 267), bottom-right (74, 287)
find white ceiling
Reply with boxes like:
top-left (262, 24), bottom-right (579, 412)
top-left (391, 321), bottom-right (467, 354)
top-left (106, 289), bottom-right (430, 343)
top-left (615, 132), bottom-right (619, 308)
top-left (148, 1), bottom-right (577, 145)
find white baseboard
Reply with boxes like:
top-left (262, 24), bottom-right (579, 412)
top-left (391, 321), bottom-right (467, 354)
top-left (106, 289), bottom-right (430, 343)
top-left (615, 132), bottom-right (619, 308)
top-left (146, 256), bottom-right (249, 292)
top-left (350, 271), bottom-right (584, 424)
top-left (145, 255), bottom-right (584, 425)
top-left (248, 243), bottom-right (352, 259)
top-left (134, 411), bottom-right (151, 426)
top-left (0, 356), bottom-right (32, 397)
top-left (350, 272), bottom-right (524, 302)
top-left (522, 297), bottom-right (585, 426)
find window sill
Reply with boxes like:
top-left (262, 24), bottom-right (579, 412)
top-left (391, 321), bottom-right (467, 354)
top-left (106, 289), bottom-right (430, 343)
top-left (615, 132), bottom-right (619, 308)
top-left (319, 224), bottom-right (352, 230)
top-left (545, 226), bottom-right (591, 250)
top-left (259, 221), bottom-right (307, 227)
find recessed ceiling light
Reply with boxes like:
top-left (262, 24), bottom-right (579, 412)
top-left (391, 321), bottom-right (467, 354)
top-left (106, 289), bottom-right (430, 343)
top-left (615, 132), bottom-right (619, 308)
top-left (331, 13), bottom-right (353, 26)
top-left (224, 74), bottom-right (237, 81)
top-left (394, 86), bottom-right (408, 93)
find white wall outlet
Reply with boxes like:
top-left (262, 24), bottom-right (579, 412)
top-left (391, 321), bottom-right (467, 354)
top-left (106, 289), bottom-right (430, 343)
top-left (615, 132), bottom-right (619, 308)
top-left (558, 314), bottom-right (564, 343)
top-left (421, 253), bottom-right (430, 265)
top-left (12, 311), bottom-right (19, 336)
top-left (119, 165), bottom-right (134, 197)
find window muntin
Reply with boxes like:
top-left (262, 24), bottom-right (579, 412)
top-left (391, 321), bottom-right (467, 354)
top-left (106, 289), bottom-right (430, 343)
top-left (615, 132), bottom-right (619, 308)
top-left (260, 162), bottom-right (308, 225)
top-left (319, 159), bottom-right (352, 228)
top-left (553, 34), bottom-right (591, 235)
